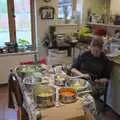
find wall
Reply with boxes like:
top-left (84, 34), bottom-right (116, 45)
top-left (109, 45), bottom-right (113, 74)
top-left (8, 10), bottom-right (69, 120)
top-left (82, 0), bottom-right (108, 23)
top-left (110, 0), bottom-right (120, 15)
top-left (91, 0), bottom-right (105, 16)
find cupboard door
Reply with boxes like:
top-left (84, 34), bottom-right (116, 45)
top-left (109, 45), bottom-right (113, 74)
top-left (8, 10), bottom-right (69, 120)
top-left (110, 64), bottom-right (120, 114)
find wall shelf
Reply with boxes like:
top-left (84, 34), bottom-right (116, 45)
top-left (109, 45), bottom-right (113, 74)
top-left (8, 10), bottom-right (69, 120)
top-left (53, 24), bottom-right (78, 27)
top-left (88, 22), bottom-right (120, 28)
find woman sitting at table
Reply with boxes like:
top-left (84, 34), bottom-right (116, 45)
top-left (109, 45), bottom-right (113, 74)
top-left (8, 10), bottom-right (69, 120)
top-left (71, 37), bottom-right (111, 98)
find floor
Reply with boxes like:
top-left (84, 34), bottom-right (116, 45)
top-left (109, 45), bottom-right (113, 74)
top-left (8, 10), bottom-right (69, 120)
top-left (0, 85), bottom-right (17, 120)
top-left (0, 85), bottom-right (120, 120)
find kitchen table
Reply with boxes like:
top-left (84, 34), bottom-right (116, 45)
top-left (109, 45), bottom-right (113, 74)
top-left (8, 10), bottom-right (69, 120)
top-left (14, 65), bottom-right (96, 120)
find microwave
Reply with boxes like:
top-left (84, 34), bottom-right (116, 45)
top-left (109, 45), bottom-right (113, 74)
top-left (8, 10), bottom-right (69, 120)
top-left (114, 15), bottom-right (120, 25)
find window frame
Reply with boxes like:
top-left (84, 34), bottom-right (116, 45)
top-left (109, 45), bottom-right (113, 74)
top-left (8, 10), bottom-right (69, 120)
top-left (6, 0), bottom-right (36, 50)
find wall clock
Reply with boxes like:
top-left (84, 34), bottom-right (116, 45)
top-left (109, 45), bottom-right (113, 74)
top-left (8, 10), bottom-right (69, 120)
top-left (44, 0), bottom-right (51, 2)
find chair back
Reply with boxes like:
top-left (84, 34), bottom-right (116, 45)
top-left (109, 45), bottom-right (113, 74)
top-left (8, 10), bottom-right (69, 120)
top-left (8, 71), bottom-right (23, 107)
top-left (8, 70), bottom-right (29, 120)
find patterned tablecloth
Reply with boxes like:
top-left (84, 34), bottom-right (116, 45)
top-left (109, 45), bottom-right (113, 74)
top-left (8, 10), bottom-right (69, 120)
top-left (16, 65), bottom-right (96, 120)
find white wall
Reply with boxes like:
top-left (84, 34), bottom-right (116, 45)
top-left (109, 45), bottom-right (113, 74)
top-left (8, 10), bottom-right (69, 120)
top-left (110, 0), bottom-right (120, 15)
top-left (35, 0), bottom-right (57, 41)
top-left (35, 0), bottom-right (57, 56)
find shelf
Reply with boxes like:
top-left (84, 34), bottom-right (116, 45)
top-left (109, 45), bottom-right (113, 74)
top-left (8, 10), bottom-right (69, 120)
top-left (0, 51), bottom-right (38, 57)
top-left (88, 22), bottom-right (120, 28)
top-left (53, 24), bottom-right (78, 27)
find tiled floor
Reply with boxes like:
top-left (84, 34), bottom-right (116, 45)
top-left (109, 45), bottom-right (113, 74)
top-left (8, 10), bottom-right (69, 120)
top-left (0, 85), bottom-right (120, 120)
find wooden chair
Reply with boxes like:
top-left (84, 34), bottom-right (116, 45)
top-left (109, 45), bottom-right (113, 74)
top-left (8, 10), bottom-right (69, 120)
top-left (8, 70), bottom-right (29, 120)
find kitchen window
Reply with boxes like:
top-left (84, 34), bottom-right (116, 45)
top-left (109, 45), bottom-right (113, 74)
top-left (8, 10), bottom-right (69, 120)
top-left (0, 0), bottom-right (36, 49)
top-left (0, 0), bottom-right (10, 47)
top-left (76, 0), bottom-right (83, 22)
top-left (57, 0), bottom-right (72, 19)
top-left (14, 0), bottom-right (32, 45)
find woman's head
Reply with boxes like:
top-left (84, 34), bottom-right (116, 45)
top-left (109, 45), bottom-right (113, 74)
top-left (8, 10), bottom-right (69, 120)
top-left (90, 37), bottom-right (104, 57)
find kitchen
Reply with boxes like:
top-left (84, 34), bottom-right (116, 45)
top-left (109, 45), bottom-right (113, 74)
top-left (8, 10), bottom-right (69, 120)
top-left (1, 0), bottom-right (120, 120)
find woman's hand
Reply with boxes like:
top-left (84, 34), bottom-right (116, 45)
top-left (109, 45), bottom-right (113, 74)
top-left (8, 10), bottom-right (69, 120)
top-left (95, 78), bottom-right (108, 84)
top-left (71, 68), bottom-right (83, 76)
top-left (71, 68), bottom-right (89, 77)
top-left (80, 73), bottom-right (90, 78)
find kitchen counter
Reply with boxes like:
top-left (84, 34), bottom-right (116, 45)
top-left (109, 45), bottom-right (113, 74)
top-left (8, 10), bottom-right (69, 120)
top-left (102, 51), bottom-right (120, 115)
top-left (106, 60), bottom-right (120, 115)
top-left (0, 51), bottom-right (38, 84)
top-left (0, 51), bottom-right (38, 57)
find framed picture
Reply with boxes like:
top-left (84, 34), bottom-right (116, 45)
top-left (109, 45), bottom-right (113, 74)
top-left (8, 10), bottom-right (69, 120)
top-left (39, 6), bottom-right (55, 19)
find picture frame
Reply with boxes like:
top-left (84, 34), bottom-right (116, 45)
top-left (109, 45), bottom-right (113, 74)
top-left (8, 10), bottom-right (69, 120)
top-left (39, 6), bottom-right (55, 19)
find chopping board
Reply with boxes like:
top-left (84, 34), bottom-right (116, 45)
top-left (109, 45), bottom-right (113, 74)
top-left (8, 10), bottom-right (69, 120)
top-left (41, 100), bottom-right (85, 120)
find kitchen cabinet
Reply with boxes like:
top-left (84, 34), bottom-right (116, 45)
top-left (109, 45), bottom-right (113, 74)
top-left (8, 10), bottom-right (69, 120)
top-left (107, 62), bottom-right (120, 115)
top-left (0, 51), bottom-right (36, 84)
top-left (110, 0), bottom-right (120, 15)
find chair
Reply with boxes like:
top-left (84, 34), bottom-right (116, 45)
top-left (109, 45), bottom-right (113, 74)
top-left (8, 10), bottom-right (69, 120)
top-left (8, 70), bottom-right (29, 120)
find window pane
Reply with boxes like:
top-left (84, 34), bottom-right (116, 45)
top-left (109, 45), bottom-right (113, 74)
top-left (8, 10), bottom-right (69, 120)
top-left (77, 0), bottom-right (82, 12)
top-left (58, 7), bottom-right (64, 18)
top-left (0, 0), bottom-right (10, 47)
top-left (58, 0), bottom-right (72, 20)
top-left (67, 5), bottom-right (72, 19)
top-left (14, 0), bottom-right (32, 45)
top-left (77, 0), bottom-right (82, 22)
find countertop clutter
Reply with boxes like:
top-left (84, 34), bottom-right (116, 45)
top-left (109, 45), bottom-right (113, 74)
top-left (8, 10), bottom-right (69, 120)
top-left (13, 64), bottom-right (96, 120)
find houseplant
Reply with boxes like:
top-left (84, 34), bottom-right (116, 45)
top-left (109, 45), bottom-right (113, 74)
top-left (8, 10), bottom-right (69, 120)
top-left (18, 38), bottom-right (30, 51)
